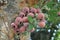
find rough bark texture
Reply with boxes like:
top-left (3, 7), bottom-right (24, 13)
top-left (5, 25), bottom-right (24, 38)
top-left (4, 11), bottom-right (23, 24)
top-left (0, 0), bottom-right (28, 40)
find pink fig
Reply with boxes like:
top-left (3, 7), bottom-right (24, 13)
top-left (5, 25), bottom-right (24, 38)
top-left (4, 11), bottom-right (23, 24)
top-left (22, 7), bottom-right (29, 14)
top-left (15, 17), bottom-right (23, 25)
top-left (23, 17), bottom-right (28, 22)
top-left (58, 12), bottom-right (60, 16)
top-left (37, 13), bottom-right (45, 20)
top-left (36, 8), bottom-right (41, 13)
top-left (38, 21), bottom-right (45, 28)
top-left (30, 7), bottom-right (37, 14)
top-left (14, 28), bottom-right (20, 33)
top-left (28, 13), bottom-right (34, 17)
top-left (19, 26), bottom-right (26, 33)
top-left (19, 12), bottom-right (25, 18)
top-left (11, 23), bottom-right (17, 29)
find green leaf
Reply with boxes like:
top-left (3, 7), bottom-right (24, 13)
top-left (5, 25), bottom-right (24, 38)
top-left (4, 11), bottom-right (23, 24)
top-left (47, 1), bottom-right (56, 8)
top-left (34, 5), bottom-right (39, 8)
top-left (28, 16), bottom-right (34, 23)
top-left (48, 9), bottom-right (58, 22)
top-left (28, 24), bottom-right (34, 30)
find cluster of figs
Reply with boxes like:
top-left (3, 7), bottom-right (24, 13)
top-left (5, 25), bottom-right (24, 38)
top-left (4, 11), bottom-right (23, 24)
top-left (11, 7), bottom-right (46, 33)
